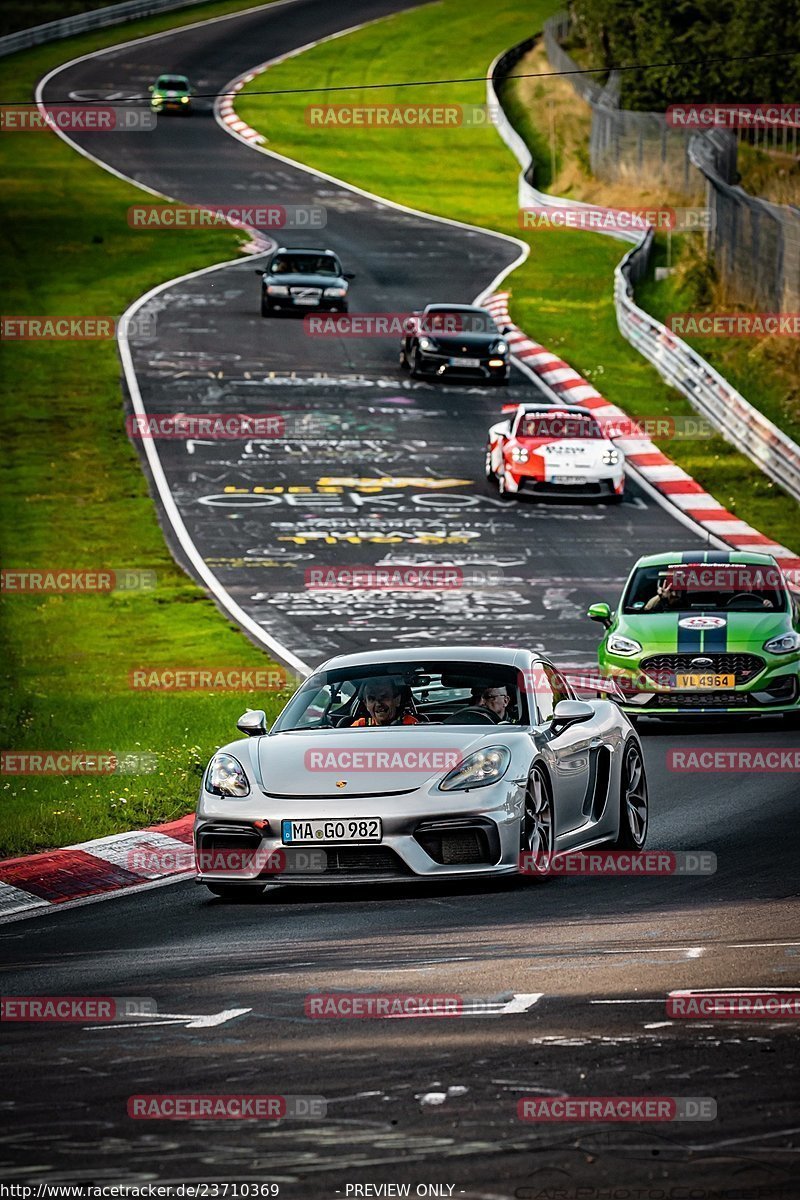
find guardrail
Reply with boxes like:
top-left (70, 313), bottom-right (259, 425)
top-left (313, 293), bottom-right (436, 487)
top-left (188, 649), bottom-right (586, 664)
top-left (0, 0), bottom-right (209, 58)
top-left (487, 39), bottom-right (800, 505)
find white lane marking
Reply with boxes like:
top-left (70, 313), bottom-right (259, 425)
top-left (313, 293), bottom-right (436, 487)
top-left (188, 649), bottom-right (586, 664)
top-left (644, 1022), bottom-right (674, 1029)
top-left (497, 992), bottom-right (543, 1014)
top-left (117, 264), bottom-right (307, 674)
top-left (36, 18), bottom-right (311, 678)
top-left (85, 1006), bottom-right (251, 1030)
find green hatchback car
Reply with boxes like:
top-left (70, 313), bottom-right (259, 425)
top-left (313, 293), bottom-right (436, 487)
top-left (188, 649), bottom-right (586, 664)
top-left (588, 550), bottom-right (800, 721)
top-left (149, 74), bottom-right (194, 114)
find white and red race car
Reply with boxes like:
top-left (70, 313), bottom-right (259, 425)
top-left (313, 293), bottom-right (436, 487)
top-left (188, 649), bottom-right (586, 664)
top-left (485, 402), bottom-right (625, 501)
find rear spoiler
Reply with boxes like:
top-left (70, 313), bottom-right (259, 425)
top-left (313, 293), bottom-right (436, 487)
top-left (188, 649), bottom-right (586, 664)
top-left (501, 403), bottom-right (519, 414)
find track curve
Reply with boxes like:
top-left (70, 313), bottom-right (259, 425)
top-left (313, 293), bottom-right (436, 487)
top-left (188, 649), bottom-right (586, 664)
top-left (4, 1), bottom-right (798, 1192)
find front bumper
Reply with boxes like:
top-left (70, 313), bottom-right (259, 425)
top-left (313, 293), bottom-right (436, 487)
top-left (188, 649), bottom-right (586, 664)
top-left (194, 785), bottom-right (525, 886)
top-left (600, 654), bottom-right (800, 716)
top-left (417, 351), bottom-right (508, 381)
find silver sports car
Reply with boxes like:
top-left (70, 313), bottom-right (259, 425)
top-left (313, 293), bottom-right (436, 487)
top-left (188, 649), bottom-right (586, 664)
top-left (195, 646), bottom-right (648, 897)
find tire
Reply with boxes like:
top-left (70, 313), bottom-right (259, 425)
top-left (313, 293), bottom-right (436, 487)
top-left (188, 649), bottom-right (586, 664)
top-left (410, 348), bottom-right (424, 379)
top-left (484, 445), bottom-right (497, 483)
top-left (206, 883), bottom-right (265, 901)
top-left (519, 764), bottom-right (555, 880)
top-left (260, 295), bottom-right (271, 317)
top-left (605, 493), bottom-right (624, 505)
top-left (607, 739), bottom-right (648, 850)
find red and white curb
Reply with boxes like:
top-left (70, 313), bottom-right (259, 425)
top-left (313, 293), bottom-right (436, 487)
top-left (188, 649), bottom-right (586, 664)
top-left (486, 292), bottom-right (800, 584)
top-left (0, 816), bottom-right (194, 920)
top-left (218, 71), bottom-right (266, 145)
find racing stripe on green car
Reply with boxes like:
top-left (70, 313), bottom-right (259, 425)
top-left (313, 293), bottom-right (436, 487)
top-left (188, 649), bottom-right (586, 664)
top-left (676, 617), bottom-right (703, 654)
top-left (702, 620), bottom-right (729, 653)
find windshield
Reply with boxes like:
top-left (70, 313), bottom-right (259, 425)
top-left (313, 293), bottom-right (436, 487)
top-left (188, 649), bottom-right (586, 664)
top-left (421, 309), bottom-right (498, 336)
top-left (272, 660), bottom-right (528, 731)
top-left (270, 254), bottom-right (339, 276)
top-left (623, 563), bottom-right (787, 614)
top-left (157, 77), bottom-right (188, 90)
top-left (519, 413), bottom-right (603, 440)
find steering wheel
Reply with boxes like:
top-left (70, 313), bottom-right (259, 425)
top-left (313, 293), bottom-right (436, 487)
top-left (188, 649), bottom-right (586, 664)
top-left (726, 593), bottom-right (765, 609)
top-left (441, 706), bottom-right (498, 725)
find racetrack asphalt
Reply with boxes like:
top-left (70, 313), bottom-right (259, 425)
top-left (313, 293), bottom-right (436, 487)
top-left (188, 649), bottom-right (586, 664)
top-left (6, 0), bottom-right (798, 1192)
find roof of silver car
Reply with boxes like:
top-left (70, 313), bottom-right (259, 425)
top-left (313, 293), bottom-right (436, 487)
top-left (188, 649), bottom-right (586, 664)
top-left (316, 645), bottom-right (538, 672)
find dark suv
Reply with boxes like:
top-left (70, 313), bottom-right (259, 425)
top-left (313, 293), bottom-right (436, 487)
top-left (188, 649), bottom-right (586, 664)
top-left (255, 247), bottom-right (354, 316)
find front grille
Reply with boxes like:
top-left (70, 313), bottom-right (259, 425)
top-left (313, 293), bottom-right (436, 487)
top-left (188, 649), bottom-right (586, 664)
top-left (321, 846), bottom-right (412, 874)
top-left (414, 818), bottom-right (499, 865)
top-left (641, 653), bottom-right (765, 685)
top-left (290, 287), bottom-right (321, 297)
top-left (196, 825), bottom-right (261, 854)
top-left (416, 830), bottom-right (493, 865)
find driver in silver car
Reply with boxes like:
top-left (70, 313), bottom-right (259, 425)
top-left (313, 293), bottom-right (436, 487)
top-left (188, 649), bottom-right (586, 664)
top-left (469, 685), bottom-right (511, 722)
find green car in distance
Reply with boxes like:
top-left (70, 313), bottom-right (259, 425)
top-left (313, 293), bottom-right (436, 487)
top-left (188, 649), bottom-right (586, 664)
top-left (149, 74), bottom-right (194, 114)
top-left (588, 550), bottom-right (800, 722)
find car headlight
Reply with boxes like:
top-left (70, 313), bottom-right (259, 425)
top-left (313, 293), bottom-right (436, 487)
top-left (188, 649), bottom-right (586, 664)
top-left (510, 445), bottom-right (529, 463)
top-left (491, 340), bottom-right (508, 355)
top-left (181, 95), bottom-right (189, 104)
top-left (205, 752), bottom-right (250, 798)
top-left (418, 337), bottom-right (434, 351)
top-left (764, 631), bottom-right (800, 654)
top-left (266, 284), bottom-right (289, 295)
top-left (439, 746), bottom-right (511, 792)
top-left (602, 448), bottom-right (620, 465)
top-left (323, 286), bottom-right (347, 297)
top-left (607, 633), bottom-right (642, 657)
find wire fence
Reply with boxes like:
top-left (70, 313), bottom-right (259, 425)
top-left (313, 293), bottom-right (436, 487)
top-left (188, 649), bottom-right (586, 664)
top-left (543, 13), bottom-right (800, 310)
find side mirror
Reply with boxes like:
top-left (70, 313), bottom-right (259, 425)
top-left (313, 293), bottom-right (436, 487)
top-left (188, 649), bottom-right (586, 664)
top-left (549, 699), bottom-right (594, 733)
top-left (587, 602), bottom-right (613, 628)
top-left (343, 271), bottom-right (355, 281)
top-left (148, 85), bottom-right (155, 92)
top-left (502, 325), bottom-right (513, 334)
top-left (237, 709), bottom-right (268, 737)
top-left (254, 268), bottom-right (266, 275)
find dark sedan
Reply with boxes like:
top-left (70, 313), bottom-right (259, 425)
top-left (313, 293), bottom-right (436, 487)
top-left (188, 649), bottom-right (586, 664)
top-left (255, 247), bottom-right (354, 316)
top-left (400, 303), bottom-right (512, 383)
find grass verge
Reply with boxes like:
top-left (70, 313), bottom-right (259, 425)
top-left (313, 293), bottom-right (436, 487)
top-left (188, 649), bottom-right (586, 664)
top-left (0, 0), bottom-right (291, 858)
top-left (237, 3), bottom-right (799, 555)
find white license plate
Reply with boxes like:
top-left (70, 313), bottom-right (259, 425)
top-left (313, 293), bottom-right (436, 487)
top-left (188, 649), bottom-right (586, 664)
top-left (282, 818), bottom-right (382, 844)
top-left (553, 475), bottom-right (585, 485)
top-left (451, 357), bottom-right (480, 368)
top-left (293, 296), bottom-right (319, 305)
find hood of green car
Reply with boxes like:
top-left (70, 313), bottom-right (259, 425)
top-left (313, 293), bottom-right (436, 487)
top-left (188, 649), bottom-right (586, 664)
top-left (612, 609), bottom-right (791, 653)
